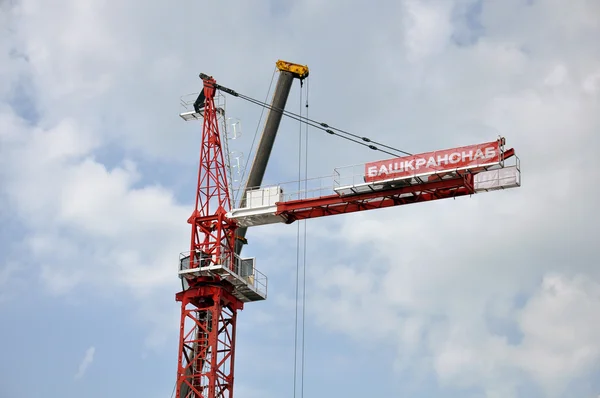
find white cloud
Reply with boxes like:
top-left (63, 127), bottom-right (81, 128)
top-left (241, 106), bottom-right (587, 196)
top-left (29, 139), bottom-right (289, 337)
top-left (0, 262), bottom-right (19, 304)
top-left (582, 69), bottom-right (600, 94)
top-left (515, 274), bottom-right (600, 395)
top-left (0, 110), bottom-right (189, 297)
top-left (75, 346), bottom-right (96, 380)
top-left (402, 0), bottom-right (453, 61)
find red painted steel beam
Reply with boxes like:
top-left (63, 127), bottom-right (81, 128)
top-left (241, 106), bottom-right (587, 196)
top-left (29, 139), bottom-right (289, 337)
top-left (280, 186), bottom-right (473, 222)
top-left (276, 176), bottom-right (474, 223)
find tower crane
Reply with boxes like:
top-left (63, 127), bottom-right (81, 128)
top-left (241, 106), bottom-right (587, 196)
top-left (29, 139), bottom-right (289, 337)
top-left (173, 60), bottom-right (522, 398)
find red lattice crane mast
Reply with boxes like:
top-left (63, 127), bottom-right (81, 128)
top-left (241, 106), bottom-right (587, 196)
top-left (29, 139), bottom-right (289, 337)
top-left (174, 73), bottom-right (242, 398)
top-left (173, 61), bottom-right (521, 398)
top-left (174, 61), bottom-right (308, 398)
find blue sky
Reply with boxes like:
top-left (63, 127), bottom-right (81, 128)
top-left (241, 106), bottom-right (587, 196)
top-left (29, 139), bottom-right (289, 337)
top-left (1, 0), bottom-right (600, 397)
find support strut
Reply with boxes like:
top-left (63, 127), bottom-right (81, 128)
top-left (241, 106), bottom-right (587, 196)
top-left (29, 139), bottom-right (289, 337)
top-left (235, 61), bottom-right (309, 254)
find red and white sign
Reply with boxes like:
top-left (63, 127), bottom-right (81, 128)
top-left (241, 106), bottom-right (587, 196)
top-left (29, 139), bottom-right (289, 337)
top-left (364, 140), bottom-right (502, 183)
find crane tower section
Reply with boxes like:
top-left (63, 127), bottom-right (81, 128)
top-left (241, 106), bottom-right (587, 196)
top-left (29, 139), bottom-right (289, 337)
top-left (174, 60), bottom-right (309, 398)
top-left (175, 74), bottom-right (266, 398)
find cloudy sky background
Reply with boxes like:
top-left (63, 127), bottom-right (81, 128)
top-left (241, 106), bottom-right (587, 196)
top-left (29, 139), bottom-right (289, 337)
top-left (1, 0), bottom-right (599, 397)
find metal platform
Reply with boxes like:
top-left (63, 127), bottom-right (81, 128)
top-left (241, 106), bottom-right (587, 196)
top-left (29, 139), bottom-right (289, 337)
top-left (333, 178), bottom-right (417, 196)
top-left (227, 186), bottom-right (288, 227)
top-left (179, 252), bottom-right (267, 302)
top-left (228, 176), bottom-right (338, 226)
top-left (227, 205), bottom-right (287, 228)
top-left (333, 164), bottom-right (470, 196)
top-left (474, 164), bottom-right (521, 192)
top-left (333, 154), bottom-right (521, 196)
top-left (178, 92), bottom-right (226, 121)
top-left (179, 108), bottom-right (225, 121)
top-left (196, 264), bottom-right (266, 302)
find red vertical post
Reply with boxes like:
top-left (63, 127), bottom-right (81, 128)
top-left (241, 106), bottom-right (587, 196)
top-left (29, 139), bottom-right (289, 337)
top-left (176, 76), bottom-right (244, 398)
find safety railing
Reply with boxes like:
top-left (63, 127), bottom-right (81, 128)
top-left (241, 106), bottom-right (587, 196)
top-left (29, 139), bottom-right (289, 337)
top-left (178, 250), bottom-right (267, 300)
top-left (235, 258), bottom-right (268, 299)
top-left (333, 164), bottom-right (370, 190)
top-left (232, 175), bottom-right (338, 210)
top-left (473, 155), bottom-right (521, 192)
top-left (179, 91), bottom-right (227, 114)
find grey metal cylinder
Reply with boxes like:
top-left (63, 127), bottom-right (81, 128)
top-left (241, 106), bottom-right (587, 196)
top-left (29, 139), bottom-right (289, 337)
top-left (235, 70), bottom-right (295, 254)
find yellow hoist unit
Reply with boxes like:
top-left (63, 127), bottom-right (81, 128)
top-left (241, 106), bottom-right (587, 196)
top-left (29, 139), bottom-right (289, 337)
top-left (276, 59), bottom-right (309, 80)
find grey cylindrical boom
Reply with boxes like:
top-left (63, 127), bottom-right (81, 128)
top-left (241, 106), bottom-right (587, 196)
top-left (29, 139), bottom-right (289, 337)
top-left (235, 70), bottom-right (295, 254)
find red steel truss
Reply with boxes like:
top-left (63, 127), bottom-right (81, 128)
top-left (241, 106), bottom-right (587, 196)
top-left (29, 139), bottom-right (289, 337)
top-left (187, 75), bottom-right (236, 266)
top-left (176, 75), bottom-right (243, 398)
top-left (276, 148), bottom-right (516, 223)
top-left (175, 286), bottom-right (242, 398)
top-left (277, 175), bottom-right (474, 223)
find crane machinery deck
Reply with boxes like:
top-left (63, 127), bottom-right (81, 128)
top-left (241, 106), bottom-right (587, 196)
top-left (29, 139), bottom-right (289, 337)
top-left (172, 60), bottom-right (521, 398)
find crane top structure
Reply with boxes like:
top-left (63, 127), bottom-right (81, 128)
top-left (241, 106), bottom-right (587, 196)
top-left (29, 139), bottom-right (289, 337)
top-left (171, 59), bottom-right (521, 398)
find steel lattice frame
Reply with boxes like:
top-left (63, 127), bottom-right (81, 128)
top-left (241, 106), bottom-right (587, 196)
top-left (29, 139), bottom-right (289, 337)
top-left (176, 286), bottom-right (242, 398)
top-left (277, 174), bottom-right (476, 222)
top-left (176, 76), bottom-right (244, 398)
top-left (187, 76), bottom-right (236, 265)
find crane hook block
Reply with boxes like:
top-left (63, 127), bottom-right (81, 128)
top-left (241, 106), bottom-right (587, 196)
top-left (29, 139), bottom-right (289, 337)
top-left (276, 59), bottom-right (309, 80)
